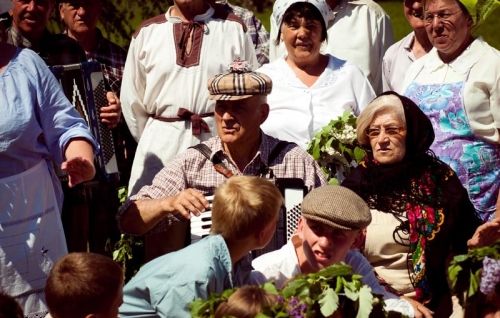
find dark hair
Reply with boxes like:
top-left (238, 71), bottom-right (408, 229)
top-left (0, 292), bottom-right (24, 318)
top-left (275, 2), bottom-right (328, 46)
top-left (45, 253), bottom-right (123, 318)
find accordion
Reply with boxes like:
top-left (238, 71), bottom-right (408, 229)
top-left (49, 61), bottom-right (119, 183)
top-left (190, 178), bottom-right (307, 258)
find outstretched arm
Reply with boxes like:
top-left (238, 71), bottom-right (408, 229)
top-left (62, 137), bottom-right (96, 187)
top-left (120, 188), bottom-right (210, 235)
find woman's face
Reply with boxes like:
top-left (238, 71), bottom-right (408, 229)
top-left (281, 15), bottom-right (323, 64)
top-left (424, 0), bottom-right (472, 61)
top-left (368, 112), bottom-right (407, 165)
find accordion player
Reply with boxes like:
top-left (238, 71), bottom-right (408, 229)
top-left (49, 61), bottom-right (119, 183)
top-left (190, 178), bottom-right (307, 259)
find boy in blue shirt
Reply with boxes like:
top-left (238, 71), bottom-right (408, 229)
top-left (119, 175), bottom-right (283, 318)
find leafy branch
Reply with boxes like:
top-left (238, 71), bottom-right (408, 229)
top-left (307, 111), bottom-right (365, 185)
top-left (190, 263), bottom-right (408, 318)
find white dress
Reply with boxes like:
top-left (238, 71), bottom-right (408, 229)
top-left (121, 5), bottom-right (258, 195)
top-left (269, 0), bottom-right (394, 94)
top-left (258, 54), bottom-right (376, 149)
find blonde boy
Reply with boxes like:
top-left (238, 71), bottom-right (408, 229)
top-left (119, 176), bottom-right (283, 318)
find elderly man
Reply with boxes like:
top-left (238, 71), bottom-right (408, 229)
top-left (118, 66), bottom-right (327, 253)
top-left (58, 0), bottom-right (132, 254)
top-left (121, 0), bottom-right (259, 260)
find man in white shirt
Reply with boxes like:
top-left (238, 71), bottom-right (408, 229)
top-left (252, 185), bottom-right (415, 316)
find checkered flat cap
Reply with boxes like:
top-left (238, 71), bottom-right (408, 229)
top-left (207, 61), bottom-right (272, 100)
top-left (301, 185), bottom-right (371, 231)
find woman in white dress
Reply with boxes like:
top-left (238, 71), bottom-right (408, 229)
top-left (258, 0), bottom-right (376, 149)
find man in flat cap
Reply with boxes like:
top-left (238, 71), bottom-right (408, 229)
top-left (117, 62), bottom-right (327, 257)
top-left (252, 185), bottom-right (415, 316)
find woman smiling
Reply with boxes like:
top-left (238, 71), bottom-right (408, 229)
top-left (258, 0), bottom-right (375, 149)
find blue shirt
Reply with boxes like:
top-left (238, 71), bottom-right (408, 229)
top-left (119, 234), bottom-right (253, 318)
top-left (0, 47), bottom-right (97, 178)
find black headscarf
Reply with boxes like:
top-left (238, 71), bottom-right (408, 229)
top-left (342, 91), bottom-right (443, 212)
top-left (342, 92), bottom-right (481, 313)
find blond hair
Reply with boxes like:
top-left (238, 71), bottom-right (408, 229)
top-left (356, 94), bottom-right (406, 147)
top-left (214, 285), bottom-right (277, 318)
top-left (210, 176), bottom-right (283, 241)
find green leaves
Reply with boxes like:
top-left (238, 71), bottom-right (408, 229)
top-left (189, 262), bottom-right (408, 317)
top-left (448, 240), bottom-right (500, 306)
top-left (306, 110), bottom-right (365, 183)
top-left (318, 287), bottom-right (338, 316)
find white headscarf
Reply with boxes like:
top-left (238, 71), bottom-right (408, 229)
top-left (272, 0), bottom-right (331, 31)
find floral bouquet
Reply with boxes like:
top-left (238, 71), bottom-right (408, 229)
top-left (307, 111), bottom-right (365, 184)
top-left (190, 263), bottom-right (407, 318)
top-left (448, 240), bottom-right (500, 307)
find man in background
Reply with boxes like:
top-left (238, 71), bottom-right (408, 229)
top-left (58, 0), bottom-right (133, 254)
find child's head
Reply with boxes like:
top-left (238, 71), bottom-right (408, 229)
top-left (214, 285), bottom-right (277, 318)
top-left (297, 185), bottom-right (371, 272)
top-left (45, 252), bottom-right (124, 318)
top-left (0, 292), bottom-right (23, 318)
top-left (210, 176), bottom-right (283, 247)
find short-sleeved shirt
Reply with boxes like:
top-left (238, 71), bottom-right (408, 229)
top-left (117, 133), bottom-right (328, 234)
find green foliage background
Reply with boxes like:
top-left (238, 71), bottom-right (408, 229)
top-left (47, 0), bottom-right (500, 50)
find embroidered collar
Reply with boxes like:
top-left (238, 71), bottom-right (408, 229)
top-left (422, 36), bottom-right (485, 75)
top-left (166, 4), bottom-right (214, 23)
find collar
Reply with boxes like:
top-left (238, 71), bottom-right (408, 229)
top-left (423, 36), bottom-right (484, 75)
top-left (63, 27), bottom-right (104, 54)
top-left (403, 32), bottom-right (415, 53)
top-left (209, 234), bottom-right (253, 287)
top-left (7, 26), bottom-right (51, 50)
top-left (166, 4), bottom-right (214, 23)
top-left (210, 132), bottom-right (276, 168)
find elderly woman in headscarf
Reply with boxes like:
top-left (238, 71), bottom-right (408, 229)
top-left (342, 92), bottom-right (486, 317)
top-left (402, 0), bottom-right (500, 222)
top-left (257, 0), bottom-right (375, 150)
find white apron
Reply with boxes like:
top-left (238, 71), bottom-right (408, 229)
top-left (0, 160), bottom-right (67, 318)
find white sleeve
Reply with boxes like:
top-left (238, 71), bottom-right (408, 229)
top-left (370, 13), bottom-right (395, 95)
top-left (120, 36), bottom-right (150, 142)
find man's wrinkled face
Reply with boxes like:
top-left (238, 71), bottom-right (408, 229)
top-left (11, 0), bottom-right (55, 40)
top-left (59, 0), bottom-right (101, 37)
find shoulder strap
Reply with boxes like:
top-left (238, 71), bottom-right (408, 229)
top-left (189, 144), bottom-right (234, 178)
top-left (257, 141), bottom-right (295, 178)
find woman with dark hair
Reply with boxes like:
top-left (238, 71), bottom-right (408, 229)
top-left (258, 0), bottom-right (375, 150)
top-left (342, 92), bottom-right (485, 317)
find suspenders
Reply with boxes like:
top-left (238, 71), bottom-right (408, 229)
top-left (189, 141), bottom-right (294, 179)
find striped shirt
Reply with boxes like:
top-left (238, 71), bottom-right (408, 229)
top-left (118, 133), bottom-right (327, 234)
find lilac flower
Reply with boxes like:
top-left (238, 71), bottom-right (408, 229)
top-left (480, 257), bottom-right (500, 295)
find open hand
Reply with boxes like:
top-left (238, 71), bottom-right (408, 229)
top-left (61, 156), bottom-right (95, 188)
top-left (401, 296), bottom-right (434, 318)
top-left (468, 217), bottom-right (500, 248)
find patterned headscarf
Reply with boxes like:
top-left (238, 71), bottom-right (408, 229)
top-left (273, 0), bottom-right (331, 30)
top-left (459, 0), bottom-right (500, 30)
